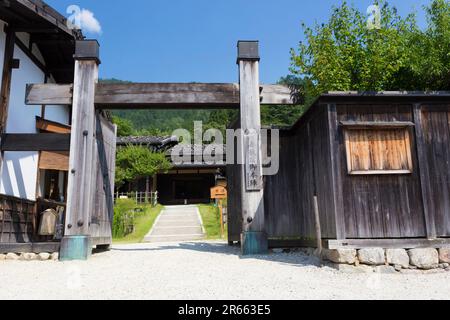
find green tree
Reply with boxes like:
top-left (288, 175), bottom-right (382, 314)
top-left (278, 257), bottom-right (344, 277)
top-left (112, 116), bottom-right (135, 137)
top-left (115, 145), bottom-right (172, 188)
top-left (290, 0), bottom-right (450, 97)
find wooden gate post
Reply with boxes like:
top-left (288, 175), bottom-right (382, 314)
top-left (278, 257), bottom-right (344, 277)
top-left (60, 40), bottom-right (100, 261)
top-left (237, 41), bottom-right (268, 255)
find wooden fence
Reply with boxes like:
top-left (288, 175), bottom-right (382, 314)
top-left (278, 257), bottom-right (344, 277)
top-left (115, 191), bottom-right (159, 206)
top-left (0, 194), bottom-right (36, 243)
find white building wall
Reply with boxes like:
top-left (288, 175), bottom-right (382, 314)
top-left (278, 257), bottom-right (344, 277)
top-left (0, 19), bottom-right (71, 200)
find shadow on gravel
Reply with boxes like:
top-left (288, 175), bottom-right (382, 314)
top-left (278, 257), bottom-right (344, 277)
top-left (111, 242), bottom-right (321, 268)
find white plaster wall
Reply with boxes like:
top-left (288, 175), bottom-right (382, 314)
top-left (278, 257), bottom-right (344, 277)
top-left (0, 41), bottom-right (43, 199)
top-left (0, 20), bottom-right (71, 200)
top-left (6, 45), bottom-right (43, 133)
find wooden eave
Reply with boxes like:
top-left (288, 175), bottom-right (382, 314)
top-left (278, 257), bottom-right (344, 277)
top-left (0, 0), bottom-right (84, 83)
top-left (287, 92), bottom-right (450, 134)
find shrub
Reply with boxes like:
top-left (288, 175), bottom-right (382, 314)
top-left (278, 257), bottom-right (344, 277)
top-left (113, 199), bottom-right (138, 238)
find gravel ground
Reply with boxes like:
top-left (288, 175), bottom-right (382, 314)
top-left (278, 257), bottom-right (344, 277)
top-left (1, 241), bottom-right (449, 300)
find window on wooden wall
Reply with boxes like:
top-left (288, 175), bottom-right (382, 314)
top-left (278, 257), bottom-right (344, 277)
top-left (342, 122), bottom-right (414, 175)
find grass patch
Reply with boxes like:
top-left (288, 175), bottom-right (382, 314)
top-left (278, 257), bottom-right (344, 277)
top-left (198, 203), bottom-right (227, 240)
top-left (113, 204), bottom-right (163, 244)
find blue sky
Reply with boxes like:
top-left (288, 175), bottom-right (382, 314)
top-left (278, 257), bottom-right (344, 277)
top-left (46, 0), bottom-right (431, 84)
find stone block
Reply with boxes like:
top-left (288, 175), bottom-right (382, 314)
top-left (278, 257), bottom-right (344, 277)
top-left (20, 253), bottom-right (37, 261)
top-left (38, 252), bottom-right (50, 261)
top-left (358, 248), bottom-right (385, 265)
top-left (408, 248), bottom-right (439, 270)
top-left (5, 253), bottom-right (19, 261)
top-left (323, 249), bottom-right (357, 264)
top-left (438, 248), bottom-right (450, 264)
top-left (386, 249), bottom-right (409, 268)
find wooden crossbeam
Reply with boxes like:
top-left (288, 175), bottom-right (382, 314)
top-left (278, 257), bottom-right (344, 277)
top-left (26, 83), bottom-right (73, 105)
top-left (25, 83), bottom-right (295, 108)
top-left (0, 133), bottom-right (70, 151)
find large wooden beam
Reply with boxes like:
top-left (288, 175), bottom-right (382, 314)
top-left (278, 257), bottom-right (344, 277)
top-left (0, 133), bottom-right (70, 151)
top-left (237, 41), bottom-right (268, 255)
top-left (25, 83), bottom-right (295, 108)
top-left (95, 83), bottom-right (240, 108)
top-left (60, 40), bottom-right (100, 261)
top-left (26, 83), bottom-right (73, 105)
top-left (327, 238), bottom-right (450, 250)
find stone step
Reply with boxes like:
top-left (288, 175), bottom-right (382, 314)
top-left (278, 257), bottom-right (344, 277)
top-left (144, 234), bottom-right (205, 243)
top-left (161, 214), bottom-right (199, 218)
top-left (157, 220), bottom-right (201, 227)
top-left (158, 218), bottom-right (200, 224)
top-left (151, 226), bottom-right (203, 236)
top-left (143, 205), bottom-right (205, 243)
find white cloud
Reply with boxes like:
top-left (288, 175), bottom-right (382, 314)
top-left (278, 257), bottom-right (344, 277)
top-left (77, 9), bottom-right (102, 35)
top-left (67, 5), bottom-right (102, 35)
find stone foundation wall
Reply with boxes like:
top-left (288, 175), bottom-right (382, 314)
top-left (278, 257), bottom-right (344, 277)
top-left (322, 247), bottom-right (450, 273)
top-left (0, 252), bottom-right (59, 261)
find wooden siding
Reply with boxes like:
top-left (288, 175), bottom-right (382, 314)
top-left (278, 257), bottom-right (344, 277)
top-left (226, 162), bottom-right (242, 242)
top-left (417, 105), bottom-right (450, 237)
top-left (227, 118), bottom-right (243, 242)
top-left (337, 104), bottom-right (426, 238)
top-left (264, 105), bottom-right (338, 239)
top-left (0, 194), bottom-right (36, 243)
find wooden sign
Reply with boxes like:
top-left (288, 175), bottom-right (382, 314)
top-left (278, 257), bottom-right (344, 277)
top-left (211, 186), bottom-right (227, 199)
top-left (244, 131), bottom-right (263, 191)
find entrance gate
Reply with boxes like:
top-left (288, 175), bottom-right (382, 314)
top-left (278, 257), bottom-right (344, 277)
top-left (24, 40), bottom-right (294, 260)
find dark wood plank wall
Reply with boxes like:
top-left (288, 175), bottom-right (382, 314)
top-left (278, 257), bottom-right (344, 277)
top-left (227, 118), bottom-right (243, 242)
top-left (89, 113), bottom-right (116, 241)
top-left (418, 104), bottom-right (450, 237)
top-left (337, 104), bottom-right (426, 238)
top-left (263, 105), bottom-right (337, 240)
top-left (0, 194), bottom-right (36, 243)
top-left (226, 161), bottom-right (242, 242)
top-left (311, 106), bottom-right (338, 238)
top-left (264, 132), bottom-right (314, 238)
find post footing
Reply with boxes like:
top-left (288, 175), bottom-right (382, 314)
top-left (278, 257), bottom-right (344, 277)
top-left (59, 236), bottom-right (92, 261)
top-left (241, 231), bottom-right (268, 255)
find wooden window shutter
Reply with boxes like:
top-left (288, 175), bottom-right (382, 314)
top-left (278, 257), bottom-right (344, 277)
top-left (39, 151), bottom-right (70, 171)
top-left (343, 124), bottom-right (413, 175)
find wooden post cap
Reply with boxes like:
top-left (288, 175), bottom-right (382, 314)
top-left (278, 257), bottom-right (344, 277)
top-left (74, 40), bottom-right (101, 64)
top-left (237, 40), bottom-right (260, 63)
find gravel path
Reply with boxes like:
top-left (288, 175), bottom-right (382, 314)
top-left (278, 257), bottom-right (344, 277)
top-left (1, 241), bottom-right (449, 300)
